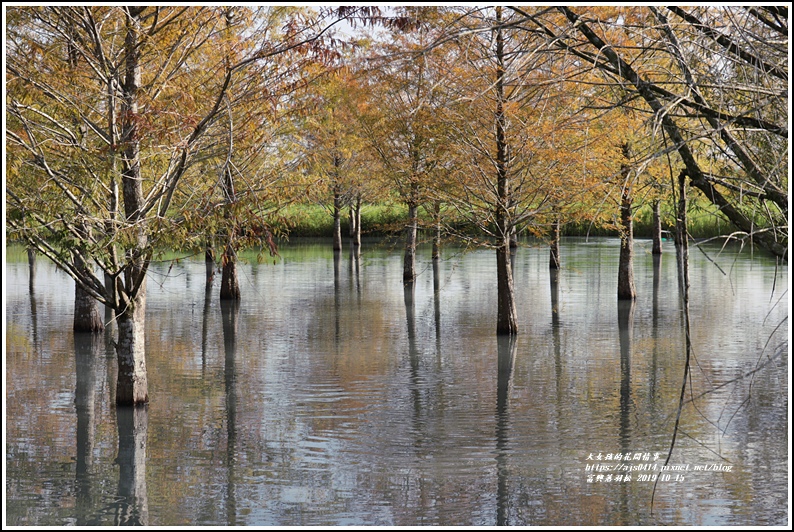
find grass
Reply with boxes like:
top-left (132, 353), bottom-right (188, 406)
top-left (565, 201), bottom-right (732, 240)
top-left (275, 202), bottom-right (411, 237)
top-left (278, 199), bottom-right (734, 241)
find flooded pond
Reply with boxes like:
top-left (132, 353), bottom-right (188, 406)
top-left (4, 237), bottom-right (788, 526)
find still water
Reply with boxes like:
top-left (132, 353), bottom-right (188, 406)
top-left (5, 237), bottom-right (789, 526)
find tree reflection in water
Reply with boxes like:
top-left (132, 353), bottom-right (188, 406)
top-left (114, 405), bottom-right (149, 525)
top-left (495, 334), bottom-right (516, 525)
top-left (4, 239), bottom-right (787, 526)
top-left (221, 299), bottom-right (240, 525)
top-left (617, 299), bottom-right (635, 525)
top-left (74, 332), bottom-right (102, 526)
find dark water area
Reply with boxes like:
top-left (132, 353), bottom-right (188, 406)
top-left (4, 237), bottom-right (789, 526)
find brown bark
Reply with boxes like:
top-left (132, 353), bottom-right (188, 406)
top-left (495, 7), bottom-right (518, 335)
top-left (617, 147), bottom-right (636, 301)
top-left (617, 192), bottom-right (636, 300)
top-left (220, 244), bottom-right (241, 300)
top-left (219, 167), bottom-right (240, 299)
top-left (675, 170), bottom-right (690, 298)
top-left (549, 215), bottom-right (561, 269)
top-left (432, 201), bottom-right (441, 262)
top-left (675, 171), bottom-right (687, 251)
top-left (549, 267), bottom-right (560, 327)
top-left (115, 7), bottom-right (149, 405)
top-left (617, 204), bottom-right (636, 300)
top-left (333, 186), bottom-right (343, 251)
top-left (652, 200), bottom-right (663, 255)
top-left (496, 238), bottom-right (518, 335)
top-left (104, 271), bottom-right (115, 311)
top-left (74, 254), bottom-right (104, 332)
top-left (433, 258), bottom-right (441, 343)
top-left (403, 195), bottom-right (418, 285)
top-left (205, 245), bottom-right (215, 287)
top-left (28, 247), bottom-right (36, 301)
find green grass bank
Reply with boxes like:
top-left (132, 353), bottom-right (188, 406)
top-left (277, 201), bottom-right (734, 240)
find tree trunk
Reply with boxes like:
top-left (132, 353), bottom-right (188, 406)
top-left (549, 267), bottom-right (560, 328)
top-left (675, 172), bottom-right (687, 253)
top-left (116, 7), bottom-right (149, 405)
top-left (432, 201), bottom-right (442, 262)
top-left (104, 272), bottom-right (116, 327)
top-left (618, 190), bottom-right (636, 300)
top-left (617, 147), bottom-right (636, 301)
top-left (74, 253), bottom-right (104, 332)
top-left (220, 244), bottom-right (240, 300)
top-left (549, 215), bottom-right (561, 269)
top-left (652, 253), bottom-right (662, 329)
top-left (496, 237), bottom-right (518, 335)
top-left (115, 292), bottom-right (148, 405)
top-left (73, 220), bottom-right (103, 332)
top-left (104, 270), bottom-right (115, 304)
top-left (28, 247), bottom-right (36, 297)
top-left (495, 7), bottom-right (518, 335)
top-left (509, 227), bottom-right (518, 249)
top-left (220, 153), bottom-right (240, 300)
top-left (354, 195), bottom-right (362, 248)
top-left (349, 195), bottom-right (361, 249)
top-left (27, 246), bottom-right (36, 276)
top-left (333, 186), bottom-right (343, 251)
top-left (675, 170), bottom-right (690, 298)
top-left (403, 196), bottom-right (418, 285)
top-left (106, 70), bottom-right (121, 314)
top-left (652, 199), bottom-right (663, 255)
top-left (205, 245), bottom-right (215, 288)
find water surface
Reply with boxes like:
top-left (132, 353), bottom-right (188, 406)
top-left (5, 237), bottom-right (788, 526)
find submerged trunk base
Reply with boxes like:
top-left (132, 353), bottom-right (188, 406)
top-left (115, 309), bottom-right (149, 405)
top-left (496, 243), bottom-right (518, 336)
top-left (220, 254), bottom-right (241, 301)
